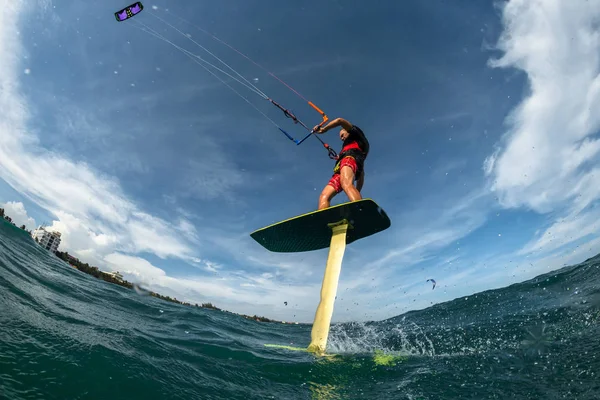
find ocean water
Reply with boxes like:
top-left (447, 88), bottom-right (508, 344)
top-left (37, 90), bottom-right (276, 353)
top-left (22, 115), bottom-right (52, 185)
top-left (1, 218), bottom-right (599, 400)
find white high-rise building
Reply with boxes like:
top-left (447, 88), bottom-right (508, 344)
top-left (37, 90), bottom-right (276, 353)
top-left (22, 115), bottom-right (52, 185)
top-left (32, 226), bottom-right (62, 253)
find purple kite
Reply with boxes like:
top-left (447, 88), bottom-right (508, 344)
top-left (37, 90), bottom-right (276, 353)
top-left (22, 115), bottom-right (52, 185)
top-left (115, 2), bottom-right (144, 22)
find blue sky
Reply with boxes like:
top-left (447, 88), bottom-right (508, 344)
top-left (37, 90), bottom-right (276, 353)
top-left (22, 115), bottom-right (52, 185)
top-left (1, 0), bottom-right (600, 323)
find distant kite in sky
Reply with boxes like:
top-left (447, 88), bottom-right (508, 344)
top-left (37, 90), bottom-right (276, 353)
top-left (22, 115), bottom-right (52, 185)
top-left (115, 2), bottom-right (144, 22)
top-left (427, 279), bottom-right (436, 290)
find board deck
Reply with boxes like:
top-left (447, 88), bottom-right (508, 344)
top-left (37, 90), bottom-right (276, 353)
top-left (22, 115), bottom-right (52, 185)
top-left (250, 199), bottom-right (390, 253)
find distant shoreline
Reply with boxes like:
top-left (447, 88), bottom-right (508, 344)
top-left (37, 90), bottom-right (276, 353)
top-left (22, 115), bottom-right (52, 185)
top-left (0, 211), bottom-right (300, 325)
top-left (54, 250), bottom-right (285, 324)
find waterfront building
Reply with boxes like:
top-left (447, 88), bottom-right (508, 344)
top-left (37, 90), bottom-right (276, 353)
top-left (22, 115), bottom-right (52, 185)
top-left (32, 226), bottom-right (62, 253)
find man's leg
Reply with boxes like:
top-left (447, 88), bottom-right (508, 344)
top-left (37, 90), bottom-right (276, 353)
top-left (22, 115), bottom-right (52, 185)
top-left (318, 176), bottom-right (340, 210)
top-left (340, 165), bottom-right (362, 202)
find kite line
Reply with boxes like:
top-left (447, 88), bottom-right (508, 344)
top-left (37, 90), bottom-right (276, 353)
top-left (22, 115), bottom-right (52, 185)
top-left (115, 2), bottom-right (337, 159)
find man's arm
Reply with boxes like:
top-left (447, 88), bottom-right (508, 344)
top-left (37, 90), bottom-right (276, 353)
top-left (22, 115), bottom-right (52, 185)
top-left (313, 118), bottom-right (353, 133)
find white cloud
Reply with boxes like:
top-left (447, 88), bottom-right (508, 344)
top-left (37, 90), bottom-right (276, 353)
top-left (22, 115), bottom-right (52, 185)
top-left (101, 252), bottom-right (325, 321)
top-left (0, 148), bottom-right (198, 262)
top-left (362, 188), bottom-right (489, 274)
top-left (485, 0), bottom-right (600, 213)
top-left (1, 201), bottom-right (36, 229)
top-left (518, 206), bottom-right (600, 256)
top-left (530, 234), bottom-right (600, 271)
top-left (105, 253), bottom-right (167, 281)
top-left (482, 0), bottom-right (600, 266)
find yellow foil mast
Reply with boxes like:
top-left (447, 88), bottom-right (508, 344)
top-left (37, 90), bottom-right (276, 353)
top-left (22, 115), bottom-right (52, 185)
top-left (307, 220), bottom-right (350, 355)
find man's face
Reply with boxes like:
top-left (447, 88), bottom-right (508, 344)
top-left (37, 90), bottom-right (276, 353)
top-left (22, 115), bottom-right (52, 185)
top-left (339, 128), bottom-right (349, 141)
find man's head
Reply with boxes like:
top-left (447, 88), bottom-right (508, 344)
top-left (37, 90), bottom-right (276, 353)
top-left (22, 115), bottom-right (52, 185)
top-left (339, 128), bottom-right (351, 141)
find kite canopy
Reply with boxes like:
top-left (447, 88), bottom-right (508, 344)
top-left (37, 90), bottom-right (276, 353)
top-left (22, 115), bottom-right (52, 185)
top-left (427, 279), bottom-right (436, 290)
top-left (115, 2), bottom-right (144, 22)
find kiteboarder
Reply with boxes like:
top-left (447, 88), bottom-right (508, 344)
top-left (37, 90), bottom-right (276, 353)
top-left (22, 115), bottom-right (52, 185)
top-left (313, 118), bottom-right (370, 210)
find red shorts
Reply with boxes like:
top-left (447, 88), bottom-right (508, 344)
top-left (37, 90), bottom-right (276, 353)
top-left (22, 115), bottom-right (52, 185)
top-left (327, 156), bottom-right (358, 193)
